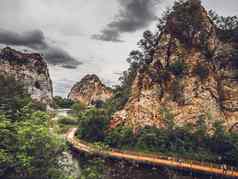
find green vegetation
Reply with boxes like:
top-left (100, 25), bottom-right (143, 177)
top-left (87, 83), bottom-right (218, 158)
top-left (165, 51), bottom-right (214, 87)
top-left (169, 60), bottom-right (188, 77)
top-left (74, 0), bottom-right (238, 169)
top-left (69, 0), bottom-right (238, 175)
top-left (79, 157), bottom-right (105, 179)
top-left (54, 96), bottom-right (75, 108)
top-left (105, 125), bottom-right (135, 149)
top-left (58, 116), bottom-right (79, 126)
top-left (56, 102), bottom-right (86, 133)
top-left (169, 0), bottom-right (204, 46)
top-left (76, 108), bottom-right (109, 142)
top-left (0, 113), bottom-right (67, 178)
top-left (75, 106), bottom-right (238, 167)
top-left (0, 75), bottom-right (70, 179)
top-left (71, 102), bottom-right (86, 115)
top-left (193, 64), bottom-right (209, 80)
top-left (209, 10), bottom-right (238, 42)
top-left (0, 74), bottom-right (32, 121)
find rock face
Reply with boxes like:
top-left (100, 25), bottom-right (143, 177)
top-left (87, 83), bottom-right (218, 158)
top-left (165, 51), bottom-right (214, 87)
top-left (68, 74), bottom-right (113, 106)
top-left (0, 47), bottom-right (53, 107)
top-left (111, 0), bottom-right (238, 131)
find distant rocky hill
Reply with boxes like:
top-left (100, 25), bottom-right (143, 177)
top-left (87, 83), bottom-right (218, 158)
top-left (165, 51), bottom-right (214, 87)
top-left (111, 0), bottom-right (238, 131)
top-left (68, 74), bottom-right (113, 106)
top-left (0, 47), bottom-right (53, 107)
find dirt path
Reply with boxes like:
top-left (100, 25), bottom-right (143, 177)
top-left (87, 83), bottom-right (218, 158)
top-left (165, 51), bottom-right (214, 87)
top-left (66, 128), bottom-right (238, 178)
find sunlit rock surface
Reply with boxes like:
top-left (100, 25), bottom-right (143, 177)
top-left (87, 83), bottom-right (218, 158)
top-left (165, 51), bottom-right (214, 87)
top-left (68, 74), bottom-right (113, 106)
top-left (111, 1), bottom-right (238, 131)
top-left (0, 47), bottom-right (53, 107)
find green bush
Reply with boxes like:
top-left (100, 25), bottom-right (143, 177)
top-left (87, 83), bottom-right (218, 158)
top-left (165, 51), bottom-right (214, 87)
top-left (0, 112), bottom-right (67, 178)
top-left (54, 96), bottom-right (75, 108)
top-left (136, 127), bottom-right (168, 152)
top-left (72, 102), bottom-right (86, 115)
top-left (76, 109), bottom-right (109, 142)
top-left (193, 64), bottom-right (209, 80)
top-left (169, 0), bottom-right (204, 46)
top-left (58, 116), bottom-right (79, 125)
top-left (79, 159), bottom-right (105, 179)
top-left (104, 125), bottom-right (135, 149)
top-left (0, 74), bottom-right (32, 121)
top-left (104, 87), bottom-right (130, 116)
top-left (169, 60), bottom-right (187, 77)
top-left (0, 75), bottom-right (69, 178)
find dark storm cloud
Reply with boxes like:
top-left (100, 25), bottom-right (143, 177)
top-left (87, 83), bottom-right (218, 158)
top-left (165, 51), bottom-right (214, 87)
top-left (0, 29), bottom-right (47, 48)
top-left (0, 29), bottom-right (81, 68)
top-left (41, 46), bottom-right (81, 67)
top-left (92, 29), bottom-right (122, 42)
top-left (92, 0), bottom-right (161, 42)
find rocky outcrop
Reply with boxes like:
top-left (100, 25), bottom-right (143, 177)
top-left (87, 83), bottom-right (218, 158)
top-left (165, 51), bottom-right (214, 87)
top-left (0, 47), bottom-right (53, 107)
top-left (68, 74), bottom-right (113, 106)
top-left (111, 0), bottom-right (238, 131)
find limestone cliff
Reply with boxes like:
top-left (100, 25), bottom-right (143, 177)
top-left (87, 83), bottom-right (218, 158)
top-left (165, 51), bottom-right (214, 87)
top-left (111, 0), bottom-right (238, 131)
top-left (0, 47), bottom-right (53, 107)
top-left (68, 74), bottom-right (113, 106)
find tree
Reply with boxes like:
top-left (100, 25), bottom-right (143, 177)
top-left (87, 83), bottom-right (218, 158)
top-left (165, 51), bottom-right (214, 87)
top-left (105, 126), bottom-right (134, 149)
top-left (0, 75), bottom-right (68, 178)
top-left (54, 96), bottom-right (75, 108)
top-left (72, 102), bottom-right (85, 115)
top-left (80, 159), bottom-right (105, 179)
top-left (169, 0), bottom-right (204, 46)
top-left (0, 112), bottom-right (67, 178)
top-left (136, 127), bottom-right (168, 152)
top-left (209, 10), bottom-right (238, 41)
top-left (0, 74), bottom-right (31, 121)
top-left (169, 60), bottom-right (188, 77)
top-left (76, 109), bottom-right (109, 142)
top-left (209, 10), bottom-right (238, 31)
top-left (138, 30), bottom-right (160, 64)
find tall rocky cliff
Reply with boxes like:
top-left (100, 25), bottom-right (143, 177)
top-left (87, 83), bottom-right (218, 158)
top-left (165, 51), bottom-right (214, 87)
top-left (111, 0), bottom-right (238, 131)
top-left (68, 74), bottom-right (113, 106)
top-left (0, 47), bottom-right (53, 107)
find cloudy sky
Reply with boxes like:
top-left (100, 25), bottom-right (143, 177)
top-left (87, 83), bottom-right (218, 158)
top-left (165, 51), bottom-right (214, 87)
top-left (0, 0), bottom-right (237, 97)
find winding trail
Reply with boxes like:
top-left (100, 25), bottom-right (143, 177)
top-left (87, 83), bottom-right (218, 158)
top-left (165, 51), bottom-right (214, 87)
top-left (66, 128), bottom-right (238, 178)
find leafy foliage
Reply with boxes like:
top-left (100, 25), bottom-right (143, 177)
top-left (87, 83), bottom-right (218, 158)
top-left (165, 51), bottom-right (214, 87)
top-left (58, 116), bottom-right (79, 126)
top-left (0, 74), bottom-right (31, 121)
top-left (54, 96), bottom-right (75, 109)
top-left (169, 0), bottom-right (204, 46)
top-left (79, 158), bottom-right (105, 179)
top-left (0, 75), bottom-right (68, 178)
top-left (193, 64), bottom-right (209, 80)
top-left (209, 10), bottom-right (238, 41)
top-left (76, 108), bottom-right (109, 142)
top-left (169, 60), bottom-right (188, 77)
top-left (71, 102), bottom-right (86, 115)
top-left (104, 125), bottom-right (135, 149)
top-left (0, 110), bottom-right (67, 178)
top-left (75, 105), bottom-right (238, 167)
top-left (103, 86), bottom-right (130, 116)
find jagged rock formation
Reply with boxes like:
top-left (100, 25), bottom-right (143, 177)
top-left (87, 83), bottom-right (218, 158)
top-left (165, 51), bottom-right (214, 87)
top-left (68, 74), bottom-right (113, 106)
top-left (0, 47), bottom-right (53, 107)
top-left (111, 0), bottom-right (238, 131)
